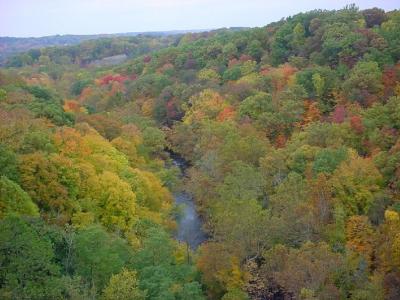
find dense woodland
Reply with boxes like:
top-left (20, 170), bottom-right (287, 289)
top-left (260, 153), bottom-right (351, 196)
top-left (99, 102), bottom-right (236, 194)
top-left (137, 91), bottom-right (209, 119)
top-left (2, 34), bottom-right (183, 68)
top-left (0, 30), bottom-right (207, 66)
top-left (1, 5), bottom-right (400, 300)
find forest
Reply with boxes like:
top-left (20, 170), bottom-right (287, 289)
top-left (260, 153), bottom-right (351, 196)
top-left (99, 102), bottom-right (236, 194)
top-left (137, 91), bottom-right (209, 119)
top-left (0, 29), bottom-right (207, 66)
top-left (1, 5), bottom-right (400, 300)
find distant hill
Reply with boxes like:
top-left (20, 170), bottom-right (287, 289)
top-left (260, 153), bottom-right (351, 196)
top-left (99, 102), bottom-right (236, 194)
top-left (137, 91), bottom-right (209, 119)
top-left (0, 28), bottom-right (249, 67)
top-left (0, 29), bottom-right (209, 64)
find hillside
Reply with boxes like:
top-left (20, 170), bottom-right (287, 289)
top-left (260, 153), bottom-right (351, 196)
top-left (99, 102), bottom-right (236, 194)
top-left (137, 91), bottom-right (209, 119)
top-left (0, 29), bottom-right (210, 66)
top-left (1, 5), bottom-right (400, 300)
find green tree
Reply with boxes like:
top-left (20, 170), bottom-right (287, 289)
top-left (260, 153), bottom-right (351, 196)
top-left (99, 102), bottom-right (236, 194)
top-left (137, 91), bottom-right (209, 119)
top-left (222, 288), bottom-right (250, 300)
top-left (0, 88), bottom-right (6, 101)
top-left (270, 23), bottom-right (292, 65)
top-left (292, 23), bottom-right (306, 51)
top-left (247, 40), bottom-right (263, 61)
top-left (73, 226), bottom-right (133, 293)
top-left (223, 66), bottom-right (242, 81)
top-left (0, 144), bottom-right (19, 182)
top-left (381, 11), bottom-right (400, 61)
top-left (312, 73), bottom-right (325, 98)
top-left (0, 176), bottom-right (39, 218)
top-left (0, 215), bottom-right (63, 299)
top-left (222, 43), bottom-right (238, 59)
top-left (217, 161), bottom-right (264, 202)
top-left (141, 126), bottom-right (166, 156)
top-left (239, 92), bottom-right (273, 120)
top-left (269, 171), bottom-right (319, 246)
top-left (343, 61), bottom-right (383, 105)
top-left (135, 227), bottom-right (204, 300)
top-left (213, 199), bottom-right (269, 259)
top-left (20, 130), bottom-right (55, 154)
top-left (26, 85), bottom-right (75, 126)
top-left (312, 147), bottom-right (348, 175)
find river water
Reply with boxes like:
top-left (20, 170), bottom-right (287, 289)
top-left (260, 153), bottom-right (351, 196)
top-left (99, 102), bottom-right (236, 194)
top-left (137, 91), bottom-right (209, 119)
top-left (171, 154), bottom-right (207, 249)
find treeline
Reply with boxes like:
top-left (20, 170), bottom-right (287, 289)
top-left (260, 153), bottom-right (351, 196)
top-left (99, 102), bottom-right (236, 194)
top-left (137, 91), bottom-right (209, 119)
top-left (3, 34), bottom-right (181, 68)
top-left (0, 30), bottom-right (209, 67)
top-left (1, 5), bottom-right (400, 300)
top-left (0, 35), bottom-right (104, 64)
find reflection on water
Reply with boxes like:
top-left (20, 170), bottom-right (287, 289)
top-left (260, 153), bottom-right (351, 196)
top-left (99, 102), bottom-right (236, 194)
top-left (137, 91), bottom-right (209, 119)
top-left (171, 154), bottom-right (207, 249)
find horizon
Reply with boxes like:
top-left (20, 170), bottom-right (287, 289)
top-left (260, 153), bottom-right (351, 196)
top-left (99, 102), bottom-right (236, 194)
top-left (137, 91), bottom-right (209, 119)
top-left (0, 28), bottom-right (215, 39)
top-left (0, 0), bottom-right (399, 38)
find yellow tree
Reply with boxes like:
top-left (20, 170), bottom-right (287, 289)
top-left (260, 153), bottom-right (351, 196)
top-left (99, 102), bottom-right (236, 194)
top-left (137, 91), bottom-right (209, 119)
top-left (197, 242), bottom-right (247, 299)
top-left (376, 210), bottom-right (400, 272)
top-left (19, 152), bottom-right (80, 224)
top-left (102, 269), bottom-right (146, 300)
top-left (183, 89), bottom-right (228, 124)
top-left (88, 171), bottom-right (137, 233)
top-left (345, 215), bottom-right (375, 268)
top-left (330, 152), bottom-right (383, 216)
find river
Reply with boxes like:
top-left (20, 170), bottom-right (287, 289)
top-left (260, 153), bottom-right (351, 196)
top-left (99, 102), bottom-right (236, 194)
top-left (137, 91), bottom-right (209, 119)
top-left (170, 153), bottom-right (207, 249)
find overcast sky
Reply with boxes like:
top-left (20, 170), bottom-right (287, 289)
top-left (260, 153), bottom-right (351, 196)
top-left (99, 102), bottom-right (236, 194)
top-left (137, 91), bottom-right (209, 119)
top-left (0, 0), bottom-right (398, 37)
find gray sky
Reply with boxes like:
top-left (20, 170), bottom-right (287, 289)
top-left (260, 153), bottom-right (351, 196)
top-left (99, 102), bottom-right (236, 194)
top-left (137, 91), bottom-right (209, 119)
top-left (0, 0), bottom-right (398, 37)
